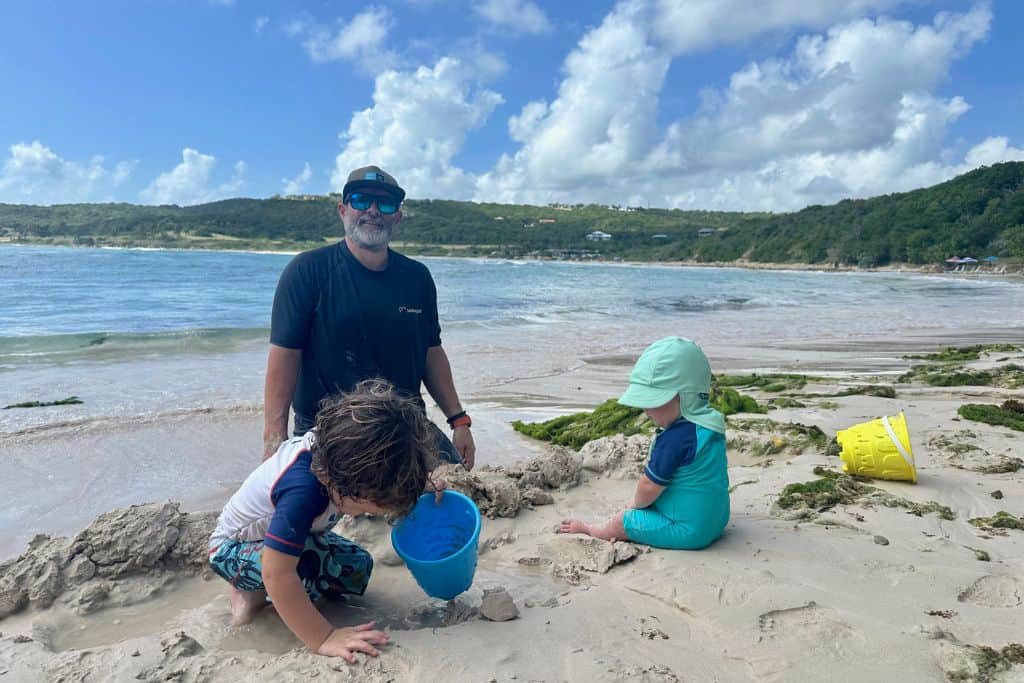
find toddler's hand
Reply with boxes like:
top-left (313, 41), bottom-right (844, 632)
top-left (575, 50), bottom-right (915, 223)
top-left (427, 472), bottom-right (448, 503)
top-left (317, 622), bottom-right (389, 662)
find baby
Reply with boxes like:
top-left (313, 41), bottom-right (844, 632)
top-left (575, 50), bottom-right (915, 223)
top-left (559, 337), bottom-right (730, 549)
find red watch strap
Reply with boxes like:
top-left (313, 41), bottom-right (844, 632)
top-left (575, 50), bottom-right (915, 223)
top-left (450, 414), bottom-right (472, 429)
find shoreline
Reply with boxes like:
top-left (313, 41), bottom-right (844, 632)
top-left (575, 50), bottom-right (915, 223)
top-left (3, 327), bottom-right (1022, 562)
top-left (3, 240), bottom-right (1020, 279)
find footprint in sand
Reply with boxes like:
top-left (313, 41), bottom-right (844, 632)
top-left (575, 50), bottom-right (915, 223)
top-left (957, 575), bottom-right (1023, 608)
top-left (748, 602), bottom-right (865, 680)
top-left (757, 601), bottom-right (862, 653)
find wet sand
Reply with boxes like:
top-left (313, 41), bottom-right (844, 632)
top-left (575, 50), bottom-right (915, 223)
top-left (1, 335), bottom-right (1022, 681)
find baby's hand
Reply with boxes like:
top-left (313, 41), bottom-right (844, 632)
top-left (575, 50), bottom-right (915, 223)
top-left (317, 622), bottom-right (390, 662)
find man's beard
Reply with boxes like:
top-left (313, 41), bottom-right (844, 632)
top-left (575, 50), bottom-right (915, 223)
top-left (347, 220), bottom-right (393, 250)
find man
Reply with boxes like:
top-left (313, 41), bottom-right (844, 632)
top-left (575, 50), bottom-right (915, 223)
top-left (262, 165), bottom-right (475, 469)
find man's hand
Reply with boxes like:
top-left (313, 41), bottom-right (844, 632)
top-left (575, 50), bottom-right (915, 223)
top-left (262, 434), bottom-right (285, 461)
top-left (317, 623), bottom-right (390, 662)
top-left (452, 425), bottom-right (476, 471)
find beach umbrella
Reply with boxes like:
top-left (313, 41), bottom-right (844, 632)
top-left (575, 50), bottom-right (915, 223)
top-left (944, 257), bottom-right (962, 263)
top-left (961, 257), bottom-right (978, 263)
top-left (984, 256), bottom-right (999, 262)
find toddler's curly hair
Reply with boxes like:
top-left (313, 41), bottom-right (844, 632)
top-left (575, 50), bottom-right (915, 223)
top-left (311, 379), bottom-right (438, 519)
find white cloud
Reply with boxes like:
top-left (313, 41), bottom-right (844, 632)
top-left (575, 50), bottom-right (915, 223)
top-left (209, 0), bottom-right (237, 6)
top-left (140, 149), bottom-right (246, 206)
top-left (282, 162), bottom-right (313, 194)
top-left (254, 16), bottom-right (269, 33)
top-left (474, 0), bottom-right (552, 35)
top-left (650, 0), bottom-right (924, 54)
top-left (963, 136), bottom-right (1024, 167)
top-left (331, 57), bottom-right (503, 199)
top-left (0, 141), bottom-right (134, 205)
top-left (508, 100), bottom-right (548, 143)
top-left (473, 1), bottom-right (1020, 211)
top-left (475, 0), bottom-right (670, 199)
top-left (293, 7), bottom-right (399, 73)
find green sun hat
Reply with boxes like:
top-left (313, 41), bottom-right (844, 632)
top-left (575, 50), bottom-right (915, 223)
top-left (618, 336), bottom-right (726, 434)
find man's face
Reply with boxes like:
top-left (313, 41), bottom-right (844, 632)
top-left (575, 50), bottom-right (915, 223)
top-left (338, 190), bottom-right (402, 251)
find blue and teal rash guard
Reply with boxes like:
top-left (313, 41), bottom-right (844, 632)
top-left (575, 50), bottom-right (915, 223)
top-left (622, 418), bottom-right (730, 550)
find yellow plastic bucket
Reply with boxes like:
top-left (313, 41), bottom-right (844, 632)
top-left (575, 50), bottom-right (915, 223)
top-left (835, 411), bottom-right (916, 483)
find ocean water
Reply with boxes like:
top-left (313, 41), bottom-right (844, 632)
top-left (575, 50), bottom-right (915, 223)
top-left (3, 243), bottom-right (1024, 437)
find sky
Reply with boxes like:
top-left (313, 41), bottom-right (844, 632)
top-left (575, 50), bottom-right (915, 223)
top-left (1, 0), bottom-right (1022, 212)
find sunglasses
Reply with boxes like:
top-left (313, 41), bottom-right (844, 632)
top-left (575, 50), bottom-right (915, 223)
top-left (347, 192), bottom-right (400, 215)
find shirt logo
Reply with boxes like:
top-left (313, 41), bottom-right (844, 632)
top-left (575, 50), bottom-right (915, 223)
top-left (398, 305), bottom-right (422, 314)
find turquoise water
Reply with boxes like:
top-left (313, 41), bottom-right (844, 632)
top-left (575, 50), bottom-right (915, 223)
top-left (2, 243), bottom-right (1024, 435)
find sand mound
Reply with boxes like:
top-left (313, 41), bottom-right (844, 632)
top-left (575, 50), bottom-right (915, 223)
top-left (0, 502), bottom-right (215, 619)
top-left (436, 447), bottom-right (583, 517)
top-left (578, 433), bottom-right (651, 479)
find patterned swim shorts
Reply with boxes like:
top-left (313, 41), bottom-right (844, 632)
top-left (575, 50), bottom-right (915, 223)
top-left (209, 531), bottom-right (373, 602)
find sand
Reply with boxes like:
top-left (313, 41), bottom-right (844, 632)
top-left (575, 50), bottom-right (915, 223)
top-left (1, 348), bottom-right (1023, 682)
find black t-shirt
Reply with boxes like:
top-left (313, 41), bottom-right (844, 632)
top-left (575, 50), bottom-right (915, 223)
top-left (270, 241), bottom-right (441, 427)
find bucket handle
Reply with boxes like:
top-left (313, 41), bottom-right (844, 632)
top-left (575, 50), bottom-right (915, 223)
top-left (881, 415), bottom-right (913, 468)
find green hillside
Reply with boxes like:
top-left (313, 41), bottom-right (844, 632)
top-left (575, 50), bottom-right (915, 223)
top-left (1, 162), bottom-right (1022, 266)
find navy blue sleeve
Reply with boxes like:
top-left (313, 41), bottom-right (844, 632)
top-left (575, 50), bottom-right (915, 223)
top-left (644, 421), bottom-right (698, 486)
top-left (422, 266), bottom-right (441, 347)
top-left (266, 451), bottom-right (330, 556)
top-left (270, 254), bottom-right (317, 349)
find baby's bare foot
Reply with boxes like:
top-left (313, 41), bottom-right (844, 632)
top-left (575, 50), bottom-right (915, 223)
top-left (230, 588), bottom-right (267, 625)
top-left (557, 519), bottom-right (590, 535)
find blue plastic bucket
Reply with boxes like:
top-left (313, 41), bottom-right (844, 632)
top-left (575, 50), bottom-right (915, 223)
top-left (390, 490), bottom-right (481, 600)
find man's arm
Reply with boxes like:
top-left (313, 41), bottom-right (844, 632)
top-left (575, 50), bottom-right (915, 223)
top-left (263, 344), bottom-right (301, 460)
top-left (422, 345), bottom-right (476, 470)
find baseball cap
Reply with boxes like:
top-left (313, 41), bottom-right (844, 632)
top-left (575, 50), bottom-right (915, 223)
top-left (618, 336), bottom-right (726, 434)
top-left (342, 165), bottom-right (406, 202)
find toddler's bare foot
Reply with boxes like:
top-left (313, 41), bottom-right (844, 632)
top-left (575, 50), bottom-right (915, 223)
top-left (557, 519), bottom-right (590, 535)
top-left (230, 588), bottom-right (267, 625)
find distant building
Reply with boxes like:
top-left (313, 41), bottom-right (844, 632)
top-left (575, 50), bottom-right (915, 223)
top-left (586, 230), bottom-right (612, 241)
top-left (697, 227), bottom-right (716, 237)
top-left (538, 218), bottom-right (556, 224)
top-left (494, 216), bottom-right (505, 220)
top-left (652, 234), bottom-right (668, 239)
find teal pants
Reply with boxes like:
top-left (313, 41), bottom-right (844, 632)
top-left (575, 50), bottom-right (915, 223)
top-left (623, 498), bottom-right (729, 550)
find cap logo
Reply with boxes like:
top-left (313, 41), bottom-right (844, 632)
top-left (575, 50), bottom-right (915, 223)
top-left (364, 172), bottom-right (382, 181)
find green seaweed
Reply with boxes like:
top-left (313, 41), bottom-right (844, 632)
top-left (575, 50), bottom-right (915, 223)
top-left (834, 385), bottom-right (897, 398)
top-left (969, 511), bottom-right (1024, 531)
top-left (715, 373), bottom-right (808, 392)
top-left (899, 364), bottom-right (1024, 388)
top-left (511, 399), bottom-right (650, 449)
top-left (711, 387), bottom-right (766, 415)
top-left (947, 643), bottom-right (1024, 683)
top-left (904, 344), bottom-right (1021, 363)
top-left (775, 467), bottom-right (954, 520)
top-left (799, 385), bottom-right (897, 399)
top-left (3, 396), bottom-right (83, 409)
top-left (728, 420), bottom-right (828, 458)
top-left (766, 396), bottom-right (807, 409)
top-left (927, 431), bottom-right (1022, 473)
top-left (958, 400), bottom-right (1024, 432)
